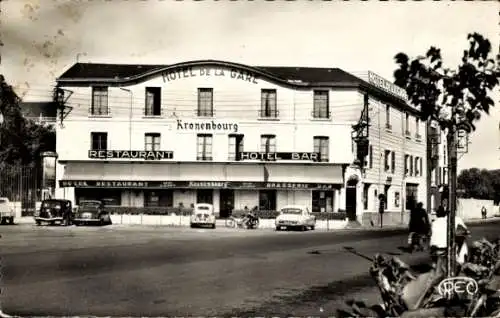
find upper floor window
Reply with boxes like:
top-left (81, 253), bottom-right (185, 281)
top-left (145, 87), bottom-right (162, 116)
top-left (391, 151), bottom-right (396, 173)
top-left (384, 150), bottom-right (391, 172)
top-left (91, 132), bottom-right (108, 150)
top-left (405, 113), bottom-right (410, 136)
top-left (197, 88), bottom-right (213, 117)
top-left (197, 134), bottom-right (213, 161)
top-left (91, 86), bottom-right (109, 116)
top-left (409, 155), bottom-right (414, 176)
top-left (415, 118), bottom-right (420, 136)
top-left (145, 133), bottom-right (161, 151)
top-left (385, 105), bottom-right (391, 129)
top-left (228, 134), bottom-right (244, 161)
top-left (404, 154), bottom-right (410, 176)
top-left (260, 134), bottom-right (276, 153)
top-left (364, 144), bottom-right (373, 169)
top-left (260, 89), bottom-right (278, 118)
top-left (313, 136), bottom-right (329, 162)
top-left (312, 90), bottom-right (330, 119)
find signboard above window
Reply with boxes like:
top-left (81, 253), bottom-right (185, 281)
top-left (88, 150), bottom-right (174, 160)
top-left (239, 152), bottom-right (321, 162)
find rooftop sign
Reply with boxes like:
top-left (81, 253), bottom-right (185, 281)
top-left (162, 66), bottom-right (259, 84)
top-left (367, 71), bottom-right (408, 101)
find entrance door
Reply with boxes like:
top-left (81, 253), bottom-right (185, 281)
top-left (219, 189), bottom-right (234, 218)
top-left (346, 179), bottom-right (358, 221)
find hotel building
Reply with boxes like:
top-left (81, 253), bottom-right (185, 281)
top-left (54, 60), bottom-right (427, 223)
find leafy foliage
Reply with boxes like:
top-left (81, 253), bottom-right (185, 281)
top-left (394, 33), bottom-right (498, 132)
top-left (0, 75), bottom-right (56, 166)
top-left (458, 168), bottom-right (500, 203)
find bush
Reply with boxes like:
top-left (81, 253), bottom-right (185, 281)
top-left (230, 210), bottom-right (346, 220)
top-left (313, 212), bottom-right (347, 220)
top-left (106, 206), bottom-right (193, 216)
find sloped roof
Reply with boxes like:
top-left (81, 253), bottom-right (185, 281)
top-left (56, 59), bottom-right (412, 109)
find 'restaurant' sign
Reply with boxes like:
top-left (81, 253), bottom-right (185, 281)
top-left (59, 180), bottom-right (336, 190)
top-left (239, 152), bottom-right (321, 162)
top-left (88, 150), bottom-right (174, 160)
top-left (367, 71), bottom-right (408, 101)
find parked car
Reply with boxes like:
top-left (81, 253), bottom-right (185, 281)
top-left (35, 199), bottom-right (73, 226)
top-left (0, 197), bottom-right (15, 225)
top-left (73, 200), bottom-right (112, 226)
top-left (275, 205), bottom-right (316, 231)
top-left (190, 203), bottom-right (216, 229)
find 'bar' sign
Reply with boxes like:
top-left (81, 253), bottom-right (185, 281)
top-left (239, 152), bottom-right (321, 162)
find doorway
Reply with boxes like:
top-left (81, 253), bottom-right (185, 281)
top-left (346, 177), bottom-right (358, 221)
top-left (219, 189), bottom-right (234, 218)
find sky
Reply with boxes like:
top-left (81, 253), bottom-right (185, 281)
top-left (1, 0), bottom-right (499, 170)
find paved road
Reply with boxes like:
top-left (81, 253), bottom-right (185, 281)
top-left (1, 221), bottom-right (499, 316)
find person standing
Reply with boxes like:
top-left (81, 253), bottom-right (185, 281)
top-left (481, 206), bottom-right (487, 219)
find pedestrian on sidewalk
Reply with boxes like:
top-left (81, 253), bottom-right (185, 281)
top-left (481, 206), bottom-right (487, 219)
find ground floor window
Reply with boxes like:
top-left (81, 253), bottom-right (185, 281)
top-left (259, 190), bottom-right (276, 210)
top-left (406, 183), bottom-right (418, 211)
top-left (75, 188), bottom-right (121, 206)
top-left (144, 190), bottom-right (173, 207)
top-left (312, 190), bottom-right (334, 212)
top-left (196, 189), bottom-right (213, 204)
top-left (363, 184), bottom-right (370, 210)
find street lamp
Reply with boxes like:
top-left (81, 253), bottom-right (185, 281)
top-left (119, 88), bottom-right (133, 151)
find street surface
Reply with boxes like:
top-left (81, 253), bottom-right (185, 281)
top-left (1, 221), bottom-right (499, 316)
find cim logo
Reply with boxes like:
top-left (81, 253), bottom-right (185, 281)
top-left (437, 276), bottom-right (479, 297)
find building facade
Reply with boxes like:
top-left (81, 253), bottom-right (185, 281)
top-left (54, 60), bottom-right (427, 222)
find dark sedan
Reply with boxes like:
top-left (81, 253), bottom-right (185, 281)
top-left (73, 200), bottom-right (112, 226)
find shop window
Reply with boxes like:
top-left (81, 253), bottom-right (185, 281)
top-left (145, 133), bottom-right (161, 151)
top-left (197, 189), bottom-right (213, 204)
top-left (91, 132), bottom-right (108, 150)
top-left (145, 87), bottom-right (161, 116)
top-left (259, 190), bottom-right (276, 211)
top-left (197, 134), bottom-right (213, 161)
top-left (312, 190), bottom-right (333, 213)
top-left (91, 86), bottom-right (108, 115)
top-left (197, 88), bottom-right (213, 117)
top-left (260, 89), bottom-right (278, 118)
top-left (144, 190), bottom-right (173, 207)
top-left (313, 136), bottom-right (329, 162)
top-left (312, 90), bottom-right (329, 119)
top-left (228, 134), bottom-right (244, 160)
top-left (75, 188), bottom-right (121, 206)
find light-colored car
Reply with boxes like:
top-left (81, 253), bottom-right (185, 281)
top-left (0, 197), bottom-right (15, 225)
top-left (275, 205), bottom-right (316, 231)
top-left (190, 203), bottom-right (216, 229)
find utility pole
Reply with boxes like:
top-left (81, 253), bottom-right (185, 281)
top-left (446, 125), bottom-right (459, 277)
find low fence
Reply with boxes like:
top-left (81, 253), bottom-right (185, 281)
top-left (108, 214), bottom-right (349, 230)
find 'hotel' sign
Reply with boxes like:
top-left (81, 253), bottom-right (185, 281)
top-left (88, 150), bottom-right (174, 160)
top-left (239, 152), bottom-right (321, 162)
top-left (367, 71), bottom-right (408, 101)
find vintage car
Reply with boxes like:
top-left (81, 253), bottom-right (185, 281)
top-left (35, 199), bottom-right (73, 226)
top-left (190, 203), bottom-right (216, 229)
top-left (73, 200), bottom-right (112, 226)
top-left (0, 197), bottom-right (15, 225)
top-left (275, 205), bottom-right (316, 231)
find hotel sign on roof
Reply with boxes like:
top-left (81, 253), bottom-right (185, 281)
top-left (367, 71), bottom-right (408, 101)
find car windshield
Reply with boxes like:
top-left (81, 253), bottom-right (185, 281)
top-left (0, 199), bottom-right (8, 204)
top-left (42, 201), bottom-right (63, 209)
top-left (197, 206), bottom-right (210, 210)
top-left (281, 208), bottom-right (303, 215)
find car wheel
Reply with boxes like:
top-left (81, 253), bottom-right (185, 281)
top-left (190, 223), bottom-right (196, 228)
top-left (1, 218), bottom-right (6, 225)
top-left (74, 221), bottom-right (81, 226)
top-left (8, 217), bottom-right (14, 225)
top-left (36, 220), bottom-right (41, 226)
top-left (275, 226), bottom-right (281, 231)
top-left (212, 224), bottom-right (216, 229)
top-left (310, 225), bottom-right (315, 231)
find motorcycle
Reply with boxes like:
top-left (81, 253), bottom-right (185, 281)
top-left (227, 212), bottom-right (260, 229)
top-left (338, 237), bottom-right (500, 318)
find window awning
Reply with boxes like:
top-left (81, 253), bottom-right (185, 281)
top-left (60, 162), bottom-right (344, 189)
